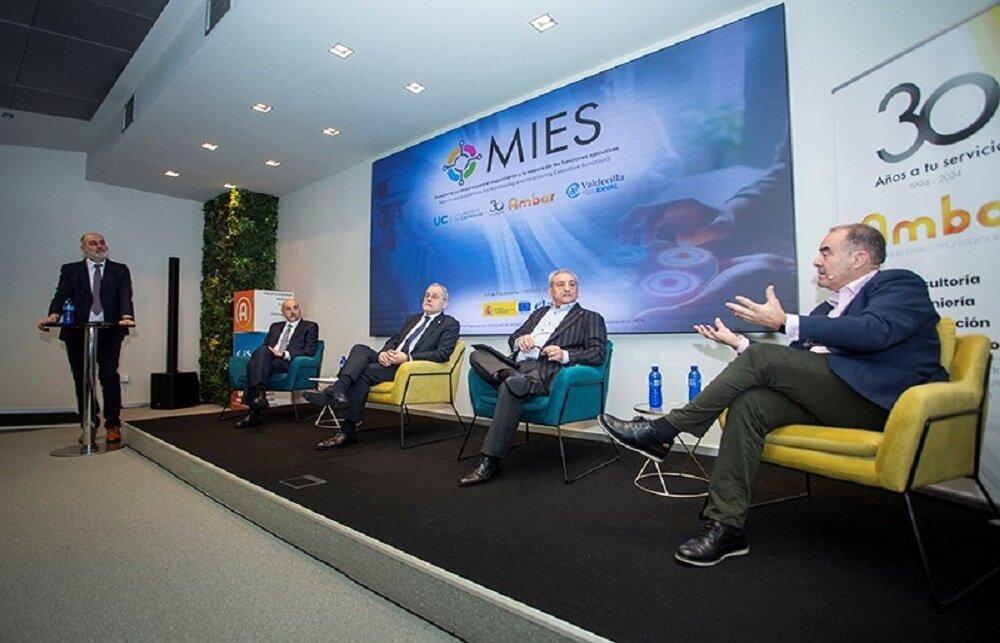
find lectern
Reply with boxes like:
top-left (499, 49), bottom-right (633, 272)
top-left (45, 321), bottom-right (123, 457)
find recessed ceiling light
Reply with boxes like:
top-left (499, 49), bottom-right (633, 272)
top-left (264, 159), bottom-right (281, 167)
top-left (328, 43), bottom-right (354, 59)
top-left (251, 103), bottom-right (272, 113)
top-left (201, 142), bottom-right (219, 151)
top-left (404, 82), bottom-right (426, 94)
top-left (322, 127), bottom-right (340, 137)
top-left (164, 170), bottom-right (180, 177)
top-left (530, 13), bottom-right (557, 32)
top-left (224, 183), bottom-right (237, 189)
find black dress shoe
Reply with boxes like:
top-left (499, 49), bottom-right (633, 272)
top-left (675, 520), bottom-right (750, 567)
top-left (303, 390), bottom-right (327, 407)
top-left (235, 413), bottom-right (262, 429)
top-left (316, 432), bottom-right (358, 450)
top-left (459, 457), bottom-right (502, 486)
top-left (597, 414), bottom-right (674, 462)
top-left (329, 392), bottom-right (350, 410)
top-left (504, 374), bottom-right (539, 398)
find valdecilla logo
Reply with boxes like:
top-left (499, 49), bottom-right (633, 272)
top-left (442, 141), bottom-right (483, 186)
top-left (566, 183), bottom-right (581, 198)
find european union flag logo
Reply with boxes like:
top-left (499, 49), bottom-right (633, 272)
top-left (518, 301), bottom-right (531, 312)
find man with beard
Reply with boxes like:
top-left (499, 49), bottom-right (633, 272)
top-left (39, 232), bottom-right (136, 444)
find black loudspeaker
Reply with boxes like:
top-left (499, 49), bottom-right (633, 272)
top-left (150, 256), bottom-right (200, 409)
top-left (150, 372), bottom-right (200, 409)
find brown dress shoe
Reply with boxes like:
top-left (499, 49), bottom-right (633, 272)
top-left (316, 432), bottom-right (358, 450)
top-left (106, 425), bottom-right (122, 444)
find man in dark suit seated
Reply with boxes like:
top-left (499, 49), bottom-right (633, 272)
top-left (304, 283), bottom-right (460, 450)
top-left (460, 269), bottom-right (608, 486)
top-left (38, 232), bottom-right (136, 444)
top-left (598, 224), bottom-right (948, 567)
top-left (236, 298), bottom-right (319, 429)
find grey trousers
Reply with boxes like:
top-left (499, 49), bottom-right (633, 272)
top-left (665, 343), bottom-right (889, 527)
top-left (469, 349), bottom-right (546, 459)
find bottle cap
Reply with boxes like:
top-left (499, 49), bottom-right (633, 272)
top-left (651, 363), bottom-right (659, 368)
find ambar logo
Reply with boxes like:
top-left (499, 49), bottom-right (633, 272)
top-left (863, 193), bottom-right (999, 244)
top-left (233, 294), bottom-right (254, 332)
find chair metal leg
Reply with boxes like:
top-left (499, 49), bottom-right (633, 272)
top-left (400, 403), bottom-right (468, 449)
top-left (555, 424), bottom-right (621, 484)
top-left (457, 416), bottom-right (531, 460)
top-left (904, 480), bottom-right (1000, 611)
top-left (751, 471), bottom-right (812, 508)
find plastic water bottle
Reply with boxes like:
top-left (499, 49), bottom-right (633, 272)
top-left (339, 355), bottom-right (347, 371)
top-left (688, 365), bottom-right (702, 401)
top-left (62, 299), bottom-right (75, 324)
top-left (648, 364), bottom-right (663, 410)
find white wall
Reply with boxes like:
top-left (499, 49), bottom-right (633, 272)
top-left (275, 0), bottom-right (995, 451)
top-left (0, 145), bottom-right (203, 412)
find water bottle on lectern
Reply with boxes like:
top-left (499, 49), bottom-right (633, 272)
top-left (62, 299), bottom-right (75, 324)
top-left (339, 355), bottom-right (347, 371)
top-left (688, 365), bottom-right (702, 401)
top-left (648, 364), bottom-right (663, 410)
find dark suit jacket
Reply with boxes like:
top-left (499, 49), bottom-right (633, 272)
top-left (263, 319), bottom-right (319, 362)
top-left (382, 313), bottom-right (460, 363)
top-left (47, 259), bottom-right (134, 340)
top-left (509, 303), bottom-right (607, 390)
top-left (795, 269), bottom-right (947, 410)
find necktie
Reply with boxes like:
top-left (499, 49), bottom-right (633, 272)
top-left (91, 264), bottom-right (103, 315)
top-left (400, 316), bottom-right (430, 354)
top-left (276, 323), bottom-right (293, 352)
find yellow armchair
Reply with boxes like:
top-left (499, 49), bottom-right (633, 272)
top-left (367, 339), bottom-right (466, 448)
top-left (743, 318), bottom-right (997, 609)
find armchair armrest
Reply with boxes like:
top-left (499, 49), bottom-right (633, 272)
top-left (876, 379), bottom-right (984, 491)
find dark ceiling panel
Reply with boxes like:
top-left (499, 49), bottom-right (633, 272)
top-left (19, 30), bottom-right (130, 104)
top-left (10, 85), bottom-right (98, 119)
top-left (33, 0), bottom-right (156, 52)
top-left (1, 0), bottom-right (167, 119)
top-left (0, 83), bottom-right (15, 109)
top-left (0, 23), bottom-right (30, 87)
top-left (92, 0), bottom-right (170, 20)
top-left (0, 0), bottom-right (39, 25)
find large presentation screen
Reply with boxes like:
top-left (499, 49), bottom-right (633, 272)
top-left (370, 5), bottom-right (796, 336)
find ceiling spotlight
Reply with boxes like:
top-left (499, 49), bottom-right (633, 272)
top-left (251, 103), bottom-right (272, 113)
top-left (201, 142), bottom-right (219, 151)
top-left (264, 159), bottom-right (281, 167)
top-left (322, 127), bottom-right (340, 137)
top-left (404, 82), bottom-right (426, 94)
top-left (328, 43), bottom-right (354, 59)
top-left (223, 183), bottom-right (237, 189)
top-left (164, 170), bottom-right (180, 177)
top-left (530, 13), bottom-right (557, 32)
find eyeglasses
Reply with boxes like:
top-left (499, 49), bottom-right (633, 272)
top-left (424, 292), bottom-right (444, 300)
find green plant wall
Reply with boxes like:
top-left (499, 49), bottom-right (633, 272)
top-left (199, 188), bottom-right (279, 403)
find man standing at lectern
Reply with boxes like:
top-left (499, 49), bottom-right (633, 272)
top-left (236, 298), bottom-right (319, 429)
top-left (304, 283), bottom-right (459, 450)
top-left (38, 232), bottom-right (136, 444)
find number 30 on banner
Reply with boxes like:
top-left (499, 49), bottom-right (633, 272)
top-left (876, 72), bottom-right (1000, 164)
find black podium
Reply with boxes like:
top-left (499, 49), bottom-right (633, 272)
top-left (45, 321), bottom-right (123, 456)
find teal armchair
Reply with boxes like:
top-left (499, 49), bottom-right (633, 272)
top-left (459, 340), bottom-right (619, 483)
top-left (221, 340), bottom-right (325, 422)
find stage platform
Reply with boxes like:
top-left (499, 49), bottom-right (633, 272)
top-left (126, 407), bottom-right (1000, 642)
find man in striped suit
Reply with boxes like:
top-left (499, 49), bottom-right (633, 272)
top-left (460, 269), bottom-right (607, 486)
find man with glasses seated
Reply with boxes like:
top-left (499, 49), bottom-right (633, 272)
top-left (305, 283), bottom-right (459, 449)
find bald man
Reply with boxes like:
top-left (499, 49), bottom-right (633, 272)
top-left (235, 298), bottom-right (319, 428)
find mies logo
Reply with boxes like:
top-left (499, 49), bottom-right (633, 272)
top-left (442, 141), bottom-right (483, 186)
